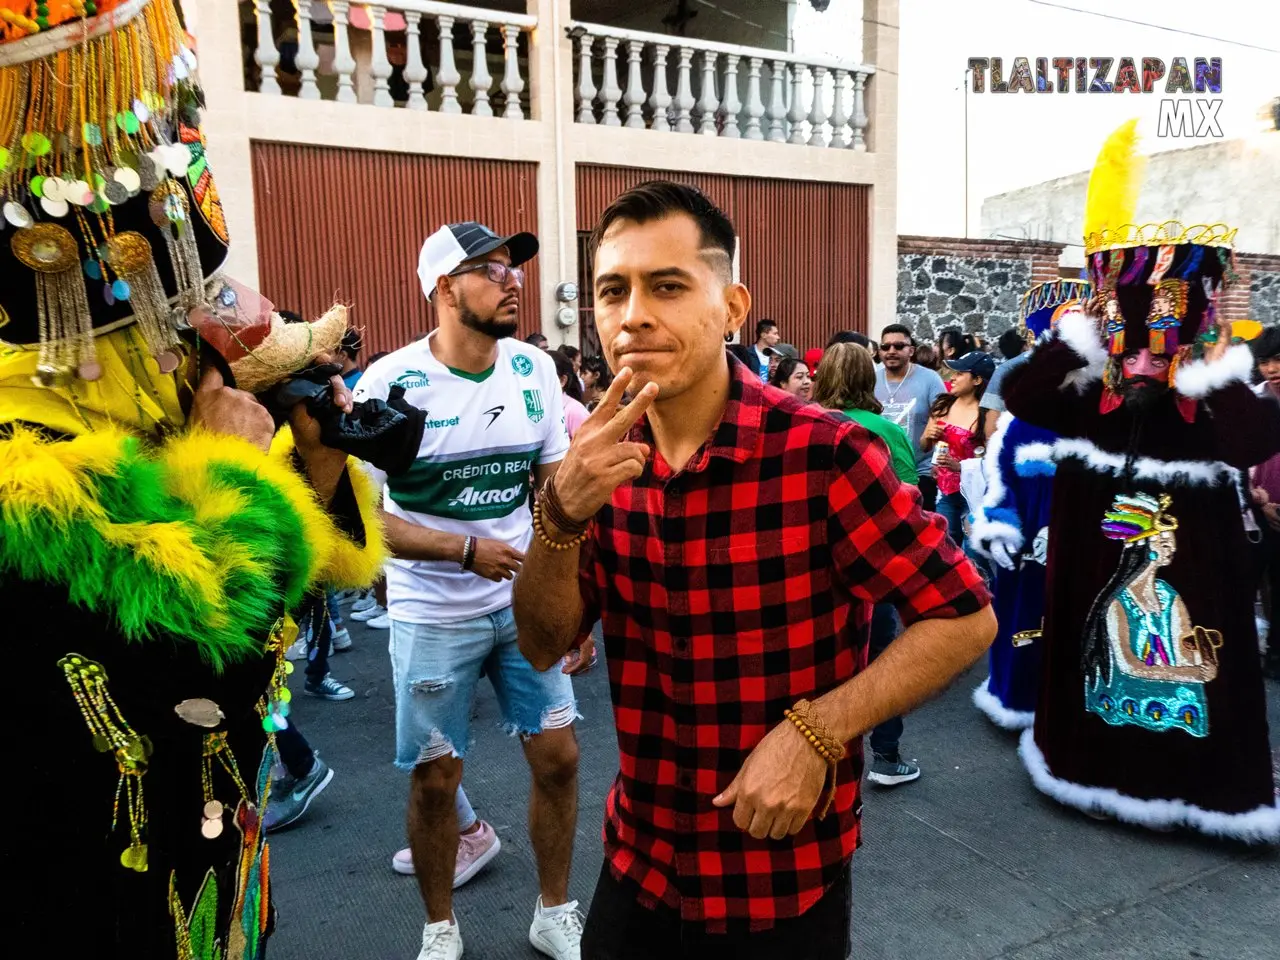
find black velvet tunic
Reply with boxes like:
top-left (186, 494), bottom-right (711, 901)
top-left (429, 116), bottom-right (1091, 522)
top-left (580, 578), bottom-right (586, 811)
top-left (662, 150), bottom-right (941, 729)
top-left (1005, 336), bottom-right (1280, 833)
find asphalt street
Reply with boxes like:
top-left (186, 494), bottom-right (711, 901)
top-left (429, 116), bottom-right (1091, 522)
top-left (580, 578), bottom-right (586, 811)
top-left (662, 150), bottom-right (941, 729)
top-left (268, 619), bottom-right (1280, 960)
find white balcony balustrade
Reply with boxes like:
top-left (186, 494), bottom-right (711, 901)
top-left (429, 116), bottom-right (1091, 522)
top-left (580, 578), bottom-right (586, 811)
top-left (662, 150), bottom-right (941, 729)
top-left (568, 21), bottom-right (873, 149)
top-left (248, 0), bottom-right (535, 119)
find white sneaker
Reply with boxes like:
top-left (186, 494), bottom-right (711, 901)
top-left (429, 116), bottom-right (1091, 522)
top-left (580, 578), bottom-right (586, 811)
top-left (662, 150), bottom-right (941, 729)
top-left (351, 603), bottom-right (386, 622)
top-left (367, 612), bottom-right (392, 629)
top-left (528, 897), bottom-right (583, 960)
top-left (331, 627), bottom-right (352, 652)
top-left (351, 593), bottom-right (379, 614)
top-left (417, 916), bottom-right (463, 960)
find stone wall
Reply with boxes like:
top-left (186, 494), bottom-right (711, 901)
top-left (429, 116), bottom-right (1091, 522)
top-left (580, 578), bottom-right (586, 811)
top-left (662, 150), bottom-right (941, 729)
top-left (1234, 253), bottom-right (1280, 324)
top-left (896, 237), bottom-right (1065, 344)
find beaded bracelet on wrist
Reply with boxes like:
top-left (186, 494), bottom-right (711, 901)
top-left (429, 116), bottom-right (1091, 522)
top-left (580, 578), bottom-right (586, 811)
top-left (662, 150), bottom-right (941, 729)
top-left (540, 477), bottom-right (590, 536)
top-left (784, 699), bottom-right (846, 820)
top-left (532, 500), bottom-right (590, 550)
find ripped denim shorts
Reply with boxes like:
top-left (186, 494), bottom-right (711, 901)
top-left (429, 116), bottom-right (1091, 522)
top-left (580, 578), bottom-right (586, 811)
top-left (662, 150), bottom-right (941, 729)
top-left (389, 606), bottom-right (578, 771)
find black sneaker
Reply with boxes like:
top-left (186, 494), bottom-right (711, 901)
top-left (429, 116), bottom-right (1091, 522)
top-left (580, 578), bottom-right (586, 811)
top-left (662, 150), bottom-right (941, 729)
top-left (304, 674), bottom-right (355, 701)
top-left (867, 752), bottom-right (921, 786)
top-left (264, 755), bottom-right (334, 832)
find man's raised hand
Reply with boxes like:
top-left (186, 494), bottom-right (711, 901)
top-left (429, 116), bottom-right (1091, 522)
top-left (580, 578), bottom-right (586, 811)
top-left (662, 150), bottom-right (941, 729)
top-left (190, 365), bottom-right (275, 452)
top-left (550, 368), bottom-right (658, 526)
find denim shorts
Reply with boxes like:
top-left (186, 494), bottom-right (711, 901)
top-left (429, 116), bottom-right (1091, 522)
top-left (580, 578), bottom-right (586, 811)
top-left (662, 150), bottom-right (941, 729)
top-left (389, 606), bottom-right (578, 770)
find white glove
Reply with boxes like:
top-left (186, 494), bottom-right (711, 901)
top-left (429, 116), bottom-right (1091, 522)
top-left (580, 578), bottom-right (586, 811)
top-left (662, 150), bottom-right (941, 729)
top-left (989, 540), bottom-right (1018, 571)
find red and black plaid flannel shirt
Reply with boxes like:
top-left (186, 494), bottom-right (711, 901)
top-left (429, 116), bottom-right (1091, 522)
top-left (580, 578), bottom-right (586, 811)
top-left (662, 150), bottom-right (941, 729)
top-left (578, 356), bottom-right (990, 930)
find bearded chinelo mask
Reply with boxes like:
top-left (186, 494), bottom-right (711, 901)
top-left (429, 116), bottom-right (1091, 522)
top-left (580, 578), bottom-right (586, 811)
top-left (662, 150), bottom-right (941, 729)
top-left (1080, 120), bottom-right (1238, 390)
top-left (0, 0), bottom-right (344, 392)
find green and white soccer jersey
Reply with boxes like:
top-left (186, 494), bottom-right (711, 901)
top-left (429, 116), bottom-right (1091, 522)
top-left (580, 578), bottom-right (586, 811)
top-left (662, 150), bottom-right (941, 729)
top-left (353, 333), bottom-right (569, 624)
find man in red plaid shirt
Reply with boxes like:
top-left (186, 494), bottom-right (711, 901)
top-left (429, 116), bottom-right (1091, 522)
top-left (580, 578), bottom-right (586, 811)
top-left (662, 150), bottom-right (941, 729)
top-left (514, 182), bottom-right (996, 959)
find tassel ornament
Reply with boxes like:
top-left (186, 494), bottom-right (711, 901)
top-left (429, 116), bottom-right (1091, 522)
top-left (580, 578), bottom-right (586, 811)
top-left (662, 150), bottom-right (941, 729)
top-left (11, 223), bottom-right (100, 383)
top-left (105, 230), bottom-right (182, 373)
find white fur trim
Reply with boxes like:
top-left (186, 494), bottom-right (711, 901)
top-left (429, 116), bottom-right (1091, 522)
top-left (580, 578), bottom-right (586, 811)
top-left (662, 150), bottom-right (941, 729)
top-left (1175, 343), bottom-right (1254, 399)
top-left (980, 412), bottom-right (1014, 511)
top-left (1018, 729), bottom-right (1280, 843)
top-left (1050, 436), bottom-right (1238, 487)
top-left (1014, 442), bottom-right (1055, 467)
top-left (1055, 309), bottom-right (1108, 390)
top-left (972, 679), bottom-right (1035, 730)
top-left (968, 517), bottom-right (1024, 556)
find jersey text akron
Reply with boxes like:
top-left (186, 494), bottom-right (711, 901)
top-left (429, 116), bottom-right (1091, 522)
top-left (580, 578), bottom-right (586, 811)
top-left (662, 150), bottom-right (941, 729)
top-left (448, 484), bottom-right (525, 508)
top-left (387, 446), bottom-right (538, 521)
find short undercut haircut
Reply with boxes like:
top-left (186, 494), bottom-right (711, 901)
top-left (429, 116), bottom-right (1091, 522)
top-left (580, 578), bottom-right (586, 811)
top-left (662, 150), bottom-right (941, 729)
top-left (756, 319), bottom-right (778, 340)
top-left (880, 323), bottom-right (916, 346)
top-left (589, 180), bottom-right (736, 281)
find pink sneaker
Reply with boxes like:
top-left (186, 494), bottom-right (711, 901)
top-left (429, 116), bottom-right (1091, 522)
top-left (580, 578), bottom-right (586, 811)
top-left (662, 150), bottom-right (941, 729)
top-left (392, 820), bottom-right (502, 889)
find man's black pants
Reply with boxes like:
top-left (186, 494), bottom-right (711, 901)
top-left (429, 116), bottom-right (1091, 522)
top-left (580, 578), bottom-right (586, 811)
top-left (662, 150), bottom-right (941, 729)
top-left (579, 860), bottom-right (852, 960)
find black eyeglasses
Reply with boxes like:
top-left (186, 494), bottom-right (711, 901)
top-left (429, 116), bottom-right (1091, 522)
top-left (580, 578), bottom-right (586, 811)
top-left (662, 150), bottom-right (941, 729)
top-left (450, 261), bottom-right (524, 289)
top-left (879, 342), bottom-right (911, 351)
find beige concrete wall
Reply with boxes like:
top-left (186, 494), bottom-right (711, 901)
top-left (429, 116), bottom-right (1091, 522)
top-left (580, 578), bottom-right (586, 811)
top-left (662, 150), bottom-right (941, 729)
top-left (980, 133), bottom-right (1280, 269)
top-left (862, 0), bottom-right (899, 342)
top-left (192, 0), bottom-right (898, 347)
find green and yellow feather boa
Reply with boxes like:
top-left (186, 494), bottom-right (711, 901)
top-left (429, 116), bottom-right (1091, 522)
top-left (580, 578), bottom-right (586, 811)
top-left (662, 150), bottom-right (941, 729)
top-left (0, 423), bottom-right (386, 669)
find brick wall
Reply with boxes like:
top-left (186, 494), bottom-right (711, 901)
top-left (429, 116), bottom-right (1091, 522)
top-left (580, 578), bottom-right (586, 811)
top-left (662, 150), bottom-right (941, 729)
top-left (896, 236), bottom-right (1067, 343)
top-left (1228, 252), bottom-right (1280, 324)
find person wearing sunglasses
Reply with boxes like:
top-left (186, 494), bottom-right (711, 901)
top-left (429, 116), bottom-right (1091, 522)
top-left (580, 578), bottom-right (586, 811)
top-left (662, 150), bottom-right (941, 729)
top-left (353, 221), bottom-right (584, 960)
top-left (874, 324), bottom-right (947, 509)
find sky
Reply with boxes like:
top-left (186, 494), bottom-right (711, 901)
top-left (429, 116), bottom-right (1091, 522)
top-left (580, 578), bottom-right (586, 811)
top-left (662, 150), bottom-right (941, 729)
top-left (793, 0), bottom-right (1279, 237)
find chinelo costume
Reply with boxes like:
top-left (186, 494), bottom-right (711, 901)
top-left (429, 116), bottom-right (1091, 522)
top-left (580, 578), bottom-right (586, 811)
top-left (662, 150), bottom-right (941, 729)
top-left (968, 281), bottom-right (1090, 730)
top-left (0, 1), bottom-right (386, 954)
top-left (1003, 120), bottom-right (1280, 842)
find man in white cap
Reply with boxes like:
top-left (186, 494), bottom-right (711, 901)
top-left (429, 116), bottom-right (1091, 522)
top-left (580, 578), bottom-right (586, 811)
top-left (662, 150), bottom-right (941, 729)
top-left (354, 222), bottom-right (584, 960)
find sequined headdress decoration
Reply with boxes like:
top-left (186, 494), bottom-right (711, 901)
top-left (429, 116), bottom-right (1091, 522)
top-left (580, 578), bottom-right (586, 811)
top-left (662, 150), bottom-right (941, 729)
top-left (1020, 278), bottom-right (1093, 340)
top-left (1081, 120), bottom-right (1237, 391)
top-left (1101, 492), bottom-right (1177, 543)
top-left (0, 0), bottom-right (206, 384)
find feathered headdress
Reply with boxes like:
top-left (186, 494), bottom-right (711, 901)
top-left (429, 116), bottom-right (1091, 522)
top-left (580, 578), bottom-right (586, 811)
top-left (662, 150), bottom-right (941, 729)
top-left (1082, 120), bottom-right (1145, 255)
top-left (1080, 121), bottom-right (1237, 367)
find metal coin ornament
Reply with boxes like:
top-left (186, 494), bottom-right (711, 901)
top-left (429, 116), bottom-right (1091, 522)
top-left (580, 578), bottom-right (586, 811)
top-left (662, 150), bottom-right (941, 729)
top-left (3, 200), bottom-right (33, 228)
top-left (174, 698), bottom-right (226, 728)
top-left (12, 223), bottom-right (97, 385)
top-left (103, 180), bottom-right (130, 205)
top-left (201, 732), bottom-right (248, 841)
top-left (39, 196), bottom-right (69, 218)
top-left (114, 166), bottom-right (142, 195)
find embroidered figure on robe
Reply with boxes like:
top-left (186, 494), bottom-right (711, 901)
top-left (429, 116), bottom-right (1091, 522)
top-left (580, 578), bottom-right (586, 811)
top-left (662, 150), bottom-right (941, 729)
top-left (1081, 493), bottom-right (1221, 737)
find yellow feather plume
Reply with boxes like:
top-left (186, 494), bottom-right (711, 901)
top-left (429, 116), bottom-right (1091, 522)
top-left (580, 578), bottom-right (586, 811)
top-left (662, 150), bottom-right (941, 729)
top-left (1083, 119), bottom-right (1146, 247)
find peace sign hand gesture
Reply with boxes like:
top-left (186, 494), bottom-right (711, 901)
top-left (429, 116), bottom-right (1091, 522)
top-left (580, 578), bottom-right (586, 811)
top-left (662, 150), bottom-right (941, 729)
top-left (550, 368), bottom-right (659, 528)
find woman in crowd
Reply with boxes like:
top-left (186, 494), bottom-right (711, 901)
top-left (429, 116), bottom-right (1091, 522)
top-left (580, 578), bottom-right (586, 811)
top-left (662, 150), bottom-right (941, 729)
top-left (768, 356), bottom-right (813, 401)
top-left (581, 355), bottom-right (613, 410)
top-left (813, 343), bottom-right (917, 485)
top-left (914, 342), bottom-right (941, 372)
top-left (552, 350), bottom-right (590, 439)
top-left (938, 329), bottom-right (978, 387)
top-left (921, 351), bottom-right (994, 542)
top-left (558, 344), bottom-right (582, 379)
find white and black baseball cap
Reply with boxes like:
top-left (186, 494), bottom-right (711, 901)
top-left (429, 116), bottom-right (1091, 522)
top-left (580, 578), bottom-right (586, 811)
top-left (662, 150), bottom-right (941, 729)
top-left (417, 221), bottom-right (539, 300)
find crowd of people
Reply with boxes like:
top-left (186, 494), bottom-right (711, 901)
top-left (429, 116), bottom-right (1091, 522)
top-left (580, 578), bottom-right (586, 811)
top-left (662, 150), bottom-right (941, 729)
top-left (2, 7), bottom-right (1276, 960)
